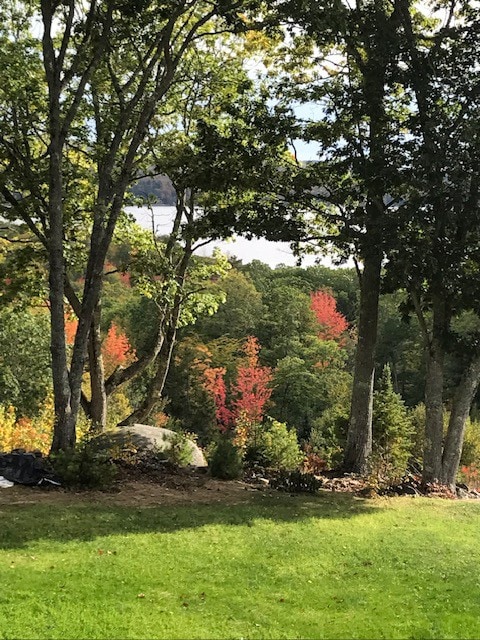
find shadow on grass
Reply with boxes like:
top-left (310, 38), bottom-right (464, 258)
top-left (0, 491), bottom-right (378, 550)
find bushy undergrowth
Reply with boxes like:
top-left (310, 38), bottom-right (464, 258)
top-left (460, 418), bottom-right (480, 468)
top-left (0, 397), bottom-right (56, 454)
top-left (270, 469), bottom-right (323, 493)
top-left (209, 436), bottom-right (243, 480)
top-left (245, 418), bottom-right (303, 471)
top-left (0, 391), bottom-right (127, 456)
top-left (309, 409), bottom-right (347, 469)
top-left (50, 438), bottom-right (118, 489)
top-left (371, 365), bottom-right (414, 483)
top-left (160, 431), bottom-right (193, 466)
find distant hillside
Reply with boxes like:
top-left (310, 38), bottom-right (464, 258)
top-left (130, 175), bottom-right (176, 205)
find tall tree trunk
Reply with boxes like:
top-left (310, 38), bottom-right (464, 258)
top-left (441, 352), bottom-right (480, 488)
top-left (44, 49), bottom-right (73, 452)
top-left (342, 0), bottom-right (395, 473)
top-left (87, 306), bottom-right (107, 432)
top-left (343, 251), bottom-right (382, 473)
top-left (48, 141), bottom-right (74, 452)
top-left (422, 295), bottom-right (446, 483)
top-left (423, 343), bottom-right (444, 483)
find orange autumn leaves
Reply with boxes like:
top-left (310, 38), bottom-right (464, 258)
top-left (102, 324), bottom-right (135, 374)
top-left (65, 317), bottom-right (135, 375)
top-left (310, 290), bottom-right (349, 341)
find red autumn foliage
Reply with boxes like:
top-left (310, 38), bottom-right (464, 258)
top-left (102, 323), bottom-right (135, 374)
top-left (231, 336), bottom-right (272, 425)
top-left (118, 271), bottom-right (131, 287)
top-left (203, 367), bottom-right (234, 432)
top-left (310, 290), bottom-right (349, 341)
top-left (203, 336), bottom-right (273, 433)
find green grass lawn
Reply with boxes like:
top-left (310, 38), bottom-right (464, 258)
top-left (1, 489), bottom-right (480, 639)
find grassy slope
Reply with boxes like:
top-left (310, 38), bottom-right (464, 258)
top-left (1, 491), bottom-right (480, 639)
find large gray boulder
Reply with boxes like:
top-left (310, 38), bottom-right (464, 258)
top-left (96, 424), bottom-right (207, 467)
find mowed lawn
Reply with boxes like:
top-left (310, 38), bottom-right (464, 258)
top-left (1, 489), bottom-right (480, 639)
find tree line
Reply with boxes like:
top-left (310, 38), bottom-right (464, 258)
top-left (1, 0), bottom-right (479, 489)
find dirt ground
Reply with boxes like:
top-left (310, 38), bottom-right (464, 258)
top-left (0, 477), bottom-right (268, 508)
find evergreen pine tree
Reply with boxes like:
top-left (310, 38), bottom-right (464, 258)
top-left (373, 365), bottom-right (414, 481)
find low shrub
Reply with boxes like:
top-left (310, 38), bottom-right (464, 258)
top-left (0, 399), bottom-right (54, 454)
top-left (301, 444), bottom-right (327, 475)
top-left (460, 419), bottom-right (480, 468)
top-left (459, 463), bottom-right (480, 489)
top-left (308, 408), bottom-right (348, 469)
top-left (270, 469), bottom-right (323, 494)
top-left (245, 418), bottom-right (302, 471)
top-left (209, 437), bottom-right (243, 480)
top-left (161, 431), bottom-right (193, 467)
top-left (50, 438), bottom-right (117, 489)
top-left (409, 402), bottom-right (426, 463)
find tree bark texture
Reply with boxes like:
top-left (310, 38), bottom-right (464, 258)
top-left (87, 306), bottom-right (107, 432)
top-left (422, 295), bottom-right (446, 483)
top-left (42, 1), bottom-right (74, 453)
top-left (343, 251), bottom-right (382, 473)
top-left (121, 322), bottom-right (178, 426)
top-left (441, 353), bottom-right (480, 488)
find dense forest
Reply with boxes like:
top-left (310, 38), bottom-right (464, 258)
top-left (1, 0), bottom-right (480, 490)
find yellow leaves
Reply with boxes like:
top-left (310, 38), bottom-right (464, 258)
top-left (243, 30), bottom-right (277, 55)
top-left (0, 395), bottom-right (54, 454)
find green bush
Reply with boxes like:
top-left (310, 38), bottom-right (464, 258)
top-left (309, 406), bottom-right (349, 469)
top-left (460, 419), bottom-right (480, 468)
top-left (409, 402), bottom-right (426, 463)
top-left (50, 438), bottom-right (117, 489)
top-left (209, 437), bottom-right (243, 480)
top-left (270, 469), bottom-right (323, 494)
top-left (161, 431), bottom-right (193, 466)
top-left (372, 365), bottom-right (414, 482)
top-left (246, 419), bottom-right (302, 471)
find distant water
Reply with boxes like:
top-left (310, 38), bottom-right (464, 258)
top-left (125, 205), bottom-right (319, 268)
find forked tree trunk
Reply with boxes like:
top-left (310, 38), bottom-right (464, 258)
top-left (118, 237), bottom-right (192, 426)
top-left (120, 322), bottom-right (178, 426)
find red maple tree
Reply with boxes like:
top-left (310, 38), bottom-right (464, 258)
top-left (203, 367), bottom-right (234, 432)
top-left (310, 290), bottom-right (348, 341)
top-left (231, 336), bottom-right (272, 425)
top-left (203, 336), bottom-right (273, 439)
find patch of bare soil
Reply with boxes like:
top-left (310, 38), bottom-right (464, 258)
top-left (2, 461), bottom-right (479, 507)
top-left (0, 474), bottom-right (266, 508)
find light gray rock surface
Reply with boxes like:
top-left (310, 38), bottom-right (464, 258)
top-left (96, 424), bottom-right (207, 467)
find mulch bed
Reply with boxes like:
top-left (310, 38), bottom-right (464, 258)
top-left (2, 447), bottom-right (480, 503)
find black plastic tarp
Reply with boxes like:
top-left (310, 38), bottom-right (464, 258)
top-left (0, 451), bottom-right (61, 486)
